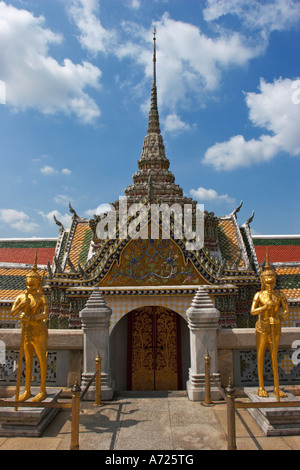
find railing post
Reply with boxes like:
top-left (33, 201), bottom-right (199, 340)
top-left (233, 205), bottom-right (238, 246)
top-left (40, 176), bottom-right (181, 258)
top-left (70, 380), bottom-right (81, 451)
top-left (204, 350), bottom-right (212, 406)
top-left (94, 352), bottom-right (102, 407)
top-left (226, 377), bottom-right (237, 450)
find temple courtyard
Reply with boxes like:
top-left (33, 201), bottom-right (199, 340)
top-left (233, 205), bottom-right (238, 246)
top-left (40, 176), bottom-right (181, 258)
top-left (1, 389), bottom-right (300, 451)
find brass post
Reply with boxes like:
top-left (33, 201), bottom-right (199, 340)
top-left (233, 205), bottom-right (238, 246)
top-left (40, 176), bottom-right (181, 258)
top-left (204, 350), bottom-right (211, 405)
top-left (226, 377), bottom-right (237, 451)
top-left (15, 321), bottom-right (25, 411)
top-left (70, 379), bottom-right (81, 451)
top-left (94, 352), bottom-right (102, 407)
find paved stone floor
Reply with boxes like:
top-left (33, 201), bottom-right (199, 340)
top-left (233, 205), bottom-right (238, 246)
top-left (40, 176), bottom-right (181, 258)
top-left (1, 391), bottom-right (300, 451)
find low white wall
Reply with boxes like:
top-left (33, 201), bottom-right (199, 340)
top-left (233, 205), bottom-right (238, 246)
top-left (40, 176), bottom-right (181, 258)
top-left (1, 327), bottom-right (299, 390)
top-left (0, 329), bottom-right (83, 350)
top-left (218, 327), bottom-right (300, 350)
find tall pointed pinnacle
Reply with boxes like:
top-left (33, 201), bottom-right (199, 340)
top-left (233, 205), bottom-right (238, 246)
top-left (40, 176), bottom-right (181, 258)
top-left (123, 27), bottom-right (195, 206)
top-left (147, 27), bottom-right (160, 135)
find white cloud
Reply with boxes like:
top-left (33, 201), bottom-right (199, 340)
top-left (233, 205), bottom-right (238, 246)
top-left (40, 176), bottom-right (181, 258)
top-left (128, 0), bottom-right (141, 10)
top-left (40, 166), bottom-right (72, 176)
top-left (38, 210), bottom-right (72, 229)
top-left (114, 4), bottom-right (299, 130)
top-left (0, 209), bottom-right (39, 232)
top-left (66, 5), bottom-right (265, 130)
top-left (85, 203), bottom-right (112, 217)
top-left (203, 0), bottom-right (300, 37)
top-left (163, 113), bottom-right (190, 133)
top-left (0, 1), bottom-right (101, 123)
top-left (190, 187), bottom-right (235, 204)
top-left (117, 14), bottom-right (260, 119)
top-left (203, 77), bottom-right (300, 170)
top-left (203, 134), bottom-right (280, 171)
top-left (69, 0), bottom-right (116, 55)
top-left (40, 165), bottom-right (58, 176)
top-left (0, 80), bottom-right (6, 105)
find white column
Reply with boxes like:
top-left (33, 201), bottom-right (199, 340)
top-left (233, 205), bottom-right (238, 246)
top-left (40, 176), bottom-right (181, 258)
top-left (79, 287), bottom-right (115, 400)
top-left (186, 286), bottom-right (221, 401)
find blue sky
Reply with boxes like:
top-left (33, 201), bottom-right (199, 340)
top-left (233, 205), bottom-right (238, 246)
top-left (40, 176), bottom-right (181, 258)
top-left (0, 0), bottom-right (299, 238)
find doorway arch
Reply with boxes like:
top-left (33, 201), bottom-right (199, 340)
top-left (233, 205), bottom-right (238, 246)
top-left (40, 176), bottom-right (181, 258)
top-left (110, 305), bottom-right (190, 392)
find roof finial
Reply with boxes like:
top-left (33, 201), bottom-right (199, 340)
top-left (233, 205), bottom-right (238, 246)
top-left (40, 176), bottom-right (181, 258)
top-left (33, 249), bottom-right (38, 270)
top-left (147, 26), bottom-right (160, 134)
top-left (152, 27), bottom-right (157, 84)
top-left (265, 246), bottom-right (270, 268)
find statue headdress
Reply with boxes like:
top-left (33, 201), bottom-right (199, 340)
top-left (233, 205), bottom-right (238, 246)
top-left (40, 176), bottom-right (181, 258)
top-left (260, 247), bottom-right (276, 281)
top-left (26, 250), bottom-right (41, 280)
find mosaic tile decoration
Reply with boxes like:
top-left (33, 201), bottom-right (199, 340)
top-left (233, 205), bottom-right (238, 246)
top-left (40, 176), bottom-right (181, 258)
top-left (106, 294), bottom-right (193, 330)
top-left (68, 221), bottom-right (92, 269)
top-left (0, 239), bottom-right (56, 265)
top-left (282, 306), bottom-right (300, 327)
top-left (101, 237), bottom-right (203, 288)
top-left (218, 217), bottom-right (245, 268)
top-left (0, 306), bottom-right (18, 327)
top-left (0, 266), bottom-right (46, 301)
top-left (254, 236), bottom-right (300, 263)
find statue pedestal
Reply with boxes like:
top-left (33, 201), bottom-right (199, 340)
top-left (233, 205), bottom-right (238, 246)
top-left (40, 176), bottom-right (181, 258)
top-left (0, 387), bottom-right (62, 437)
top-left (244, 387), bottom-right (300, 436)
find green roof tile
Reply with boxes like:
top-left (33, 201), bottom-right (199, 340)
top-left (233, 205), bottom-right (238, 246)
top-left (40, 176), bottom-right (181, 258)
top-left (0, 274), bottom-right (26, 291)
top-left (253, 238), bottom-right (300, 246)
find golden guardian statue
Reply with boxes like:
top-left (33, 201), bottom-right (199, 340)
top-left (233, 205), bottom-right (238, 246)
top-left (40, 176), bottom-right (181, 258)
top-left (11, 253), bottom-right (49, 403)
top-left (250, 250), bottom-right (289, 401)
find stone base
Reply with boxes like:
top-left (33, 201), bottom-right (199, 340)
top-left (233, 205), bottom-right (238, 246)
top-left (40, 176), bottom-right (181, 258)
top-left (244, 386), bottom-right (300, 436)
top-left (0, 387), bottom-right (62, 437)
top-left (187, 373), bottom-right (222, 402)
top-left (81, 373), bottom-right (115, 401)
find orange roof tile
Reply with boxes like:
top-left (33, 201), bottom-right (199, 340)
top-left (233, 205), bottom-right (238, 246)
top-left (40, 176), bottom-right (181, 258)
top-left (68, 222), bottom-right (92, 268)
top-left (218, 218), bottom-right (245, 267)
top-left (255, 245), bottom-right (300, 263)
top-left (0, 266), bottom-right (46, 301)
top-left (0, 239), bottom-right (56, 265)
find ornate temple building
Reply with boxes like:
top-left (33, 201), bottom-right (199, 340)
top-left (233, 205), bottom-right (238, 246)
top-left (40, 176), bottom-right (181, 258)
top-left (0, 34), bottom-right (299, 393)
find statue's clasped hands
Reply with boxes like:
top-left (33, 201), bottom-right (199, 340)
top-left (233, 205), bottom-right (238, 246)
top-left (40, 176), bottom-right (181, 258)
top-left (20, 312), bottom-right (32, 322)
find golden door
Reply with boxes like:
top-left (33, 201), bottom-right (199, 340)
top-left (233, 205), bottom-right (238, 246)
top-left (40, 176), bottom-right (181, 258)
top-left (127, 306), bottom-right (182, 391)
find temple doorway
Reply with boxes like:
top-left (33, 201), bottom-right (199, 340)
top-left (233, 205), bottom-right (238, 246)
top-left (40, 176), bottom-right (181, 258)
top-left (127, 306), bottom-right (183, 391)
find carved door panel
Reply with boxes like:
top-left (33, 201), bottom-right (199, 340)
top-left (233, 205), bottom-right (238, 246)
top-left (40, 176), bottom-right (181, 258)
top-left (127, 307), bottom-right (182, 391)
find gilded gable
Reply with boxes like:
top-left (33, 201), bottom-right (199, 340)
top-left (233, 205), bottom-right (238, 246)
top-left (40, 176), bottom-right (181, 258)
top-left (98, 237), bottom-right (206, 287)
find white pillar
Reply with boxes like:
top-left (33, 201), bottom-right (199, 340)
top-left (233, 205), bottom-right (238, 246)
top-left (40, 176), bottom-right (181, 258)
top-left (79, 287), bottom-right (115, 400)
top-left (186, 286), bottom-right (221, 401)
